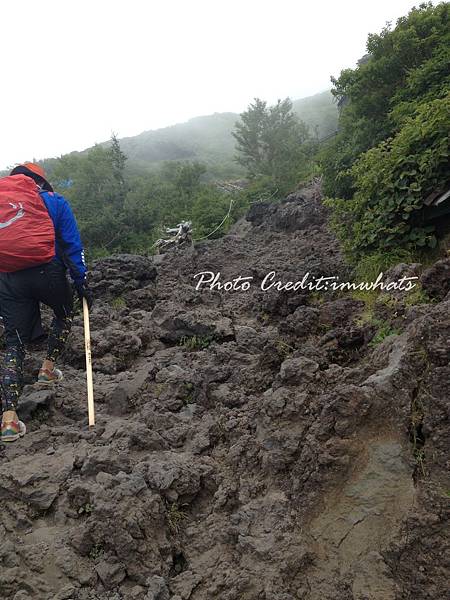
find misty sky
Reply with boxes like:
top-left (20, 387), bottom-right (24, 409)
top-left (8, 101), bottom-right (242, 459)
top-left (1, 0), bottom-right (431, 169)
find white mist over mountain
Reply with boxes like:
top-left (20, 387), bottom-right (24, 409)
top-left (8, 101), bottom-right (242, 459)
top-left (0, 0), bottom-right (429, 168)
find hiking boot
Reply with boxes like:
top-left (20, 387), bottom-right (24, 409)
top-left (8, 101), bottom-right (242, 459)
top-left (1, 412), bottom-right (26, 443)
top-left (38, 367), bottom-right (63, 384)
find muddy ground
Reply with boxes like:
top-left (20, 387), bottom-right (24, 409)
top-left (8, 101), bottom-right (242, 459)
top-left (0, 188), bottom-right (449, 600)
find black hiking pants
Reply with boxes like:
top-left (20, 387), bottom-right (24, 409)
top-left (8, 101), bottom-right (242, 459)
top-left (0, 259), bottom-right (74, 412)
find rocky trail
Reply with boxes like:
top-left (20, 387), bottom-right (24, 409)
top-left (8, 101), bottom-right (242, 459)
top-left (0, 187), bottom-right (449, 600)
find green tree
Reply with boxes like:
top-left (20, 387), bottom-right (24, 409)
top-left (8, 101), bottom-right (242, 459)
top-left (161, 161), bottom-right (206, 197)
top-left (326, 94), bottom-right (450, 260)
top-left (190, 186), bottom-right (232, 239)
top-left (322, 2), bottom-right (450, 260)
top-left (109, 133), bottom-right (127, 188)
top-left (322, 2), bottom-right (450, 198)
top-left (233, 98), bottom-right (313, 192)
top-left (52, 137), bottom-right (129, 253)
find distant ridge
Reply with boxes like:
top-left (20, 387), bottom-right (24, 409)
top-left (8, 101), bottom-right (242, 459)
top-left (2, 90), bottom-right (337, 179)
top-left (114, 90), bottom-right (337, 176)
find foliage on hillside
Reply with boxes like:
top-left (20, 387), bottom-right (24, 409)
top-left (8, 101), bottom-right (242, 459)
top-left (326, 96), bottom-right (449, 259)
top-left (113, 92), bottom-right (337, 180)
top-left (51, 140), bottom-right (244, 258)
top-left (0, 90), bottom-right (338, 261)
top-left (117, 113), bottom-right (244, 180)
top-left (322, 2), bottom-right (450, 261)
top-left (292, 90), bottom-right (338, 139)
top-left (5, 3), bottom-right (447, 268)
top-left (23, 92), bottom-right (335, 185)
top-left (41, 93), bottom-right (328, 258)
top-left (233, 98), bottom-right (317, 194)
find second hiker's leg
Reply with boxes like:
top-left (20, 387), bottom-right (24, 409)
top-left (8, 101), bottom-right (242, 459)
top-left (0, 272), bottom-right (34, 441)
top-left (44, 311), bottom-right (73, 366)
top-left (2, 342), bottom-right (26, 412)
top-left (35, 261), bottom-right (74, 383)
top-left (1, 341), bottom-right (27, 441)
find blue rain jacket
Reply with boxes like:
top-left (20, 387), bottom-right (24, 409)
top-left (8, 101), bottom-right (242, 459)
top-left (40, 191), bottom-right (87, 285)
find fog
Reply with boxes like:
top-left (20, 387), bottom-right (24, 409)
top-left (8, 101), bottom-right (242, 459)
top-left (0, 0), bottom-right (430, 168)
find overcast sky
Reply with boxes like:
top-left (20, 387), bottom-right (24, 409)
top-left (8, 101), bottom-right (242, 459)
top-left (1, 0), bottom-right (430, 169)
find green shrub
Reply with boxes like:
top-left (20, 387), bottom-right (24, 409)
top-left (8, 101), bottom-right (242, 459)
top-left (179, 335), bottom-right (213, 351)
top-left (167, 502), bottom-right (188, 533)
top-left (322, 3), bottom-right (450, 260)
top-left (89, 544), bottom-right (104, 560)
top-left (403, 285), bottom-right (431, 306)
top-left (369, 319), bottom-right (400, 346)
top-left (353, 249), bottom-right (415, 282)
top-left (110, 296), bottom-right (126, 309)
top-left (326, 95), bottom-right (450, 260)
top-left (78, 503), bottom-right (94, 515)
top-left (322, 2), bottom-right (450, 196)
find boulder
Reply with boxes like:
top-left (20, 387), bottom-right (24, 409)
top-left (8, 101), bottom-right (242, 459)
top-left (421, 257), bottom-right (450, 300)
top-left (145, 575), bottom-right (170, 600)
top-left (90, 254), bottom-right (157, 298)
top-left (95, 559), bottom-right (127, 589)
top-left (0, 449), bottom-right (74, 510)
top-left (279, 357), bottom-right (319, 384)
top-left (18, 387), bottom-right (55, 420)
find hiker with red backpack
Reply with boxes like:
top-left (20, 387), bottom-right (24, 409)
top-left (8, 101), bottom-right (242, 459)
top-left (0, 163), bottom-right (93, 442)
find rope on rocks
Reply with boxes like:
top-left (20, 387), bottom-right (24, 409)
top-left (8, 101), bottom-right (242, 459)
top-left (153, 183), bottom-right (281, 247)
top-left (192, 195), bottom-right (235, 241)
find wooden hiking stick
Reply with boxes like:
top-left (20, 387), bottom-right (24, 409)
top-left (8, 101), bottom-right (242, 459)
top-left (83, 298), bottom-right (95, 427)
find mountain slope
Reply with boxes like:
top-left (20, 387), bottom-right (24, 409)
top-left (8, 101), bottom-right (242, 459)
top-left (1, 91), bottom-right (337, 179)
top-left (1, 184), bottom-right (448, 599)
top-left (119, 112), bottom-right (240, 176)
top-left (116, 90), bottom-right (338, 175)
top-left (292, 90), bottom-right (338, 138)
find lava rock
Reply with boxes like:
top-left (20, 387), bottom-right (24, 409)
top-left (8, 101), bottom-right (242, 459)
top-left (18, 387), bottom-right (55, 420)
top-left (279, 357), bottom-right (319, 384)
top-left (421, 257), bottom-right (450, 300)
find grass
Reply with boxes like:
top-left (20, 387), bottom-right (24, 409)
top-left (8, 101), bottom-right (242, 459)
top-left (179, 335), bottom-right (213, 351)
top-left (376, 293), bottom-right (400, 310)
top-left (351, 249), bottom-right (417, 308)
top-left (354, 249), bottom-right (415, 283)
top-left (275, 339), bottom-right (295, 358)
top-left (369, 319), bottom-right (400, 346)
top-left (78, 503), bottom-right (94, 516)
top-left (403, 285), bottom-right (431, 307)
top-left (351, 246), bottom-right (443, 310)
top-left (89, 543), bottom-right (104, 560)
top-left (352, 260), bottom-right (432, 333)
top-left (154, 383), bottom-right (166, 397)
top-left (414, 448), bottom-right (426, 477)
top-left (183, 382), bottom-right (195, 405)
top-left (355, 306), bottom-right (399, 341)
top-left (259, 312), bottom-right (271, 324)
top-left (309, 291), bottom-right (326, 305)
top-left (111, 296), bottom-right (126, 309)
top-left (167, 502), bottom-right (188, 534)
top-left (354, 304), bottom-right (377, 327)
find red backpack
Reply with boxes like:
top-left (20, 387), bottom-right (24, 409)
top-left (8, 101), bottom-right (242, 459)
top-left (0, 175), bottom-right (55, 272)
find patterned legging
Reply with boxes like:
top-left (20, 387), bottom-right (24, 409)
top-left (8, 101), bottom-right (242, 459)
top-left (0, 260), bottom-right (74, 413)
top-left (2, 314), bottom-right (72, 411)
